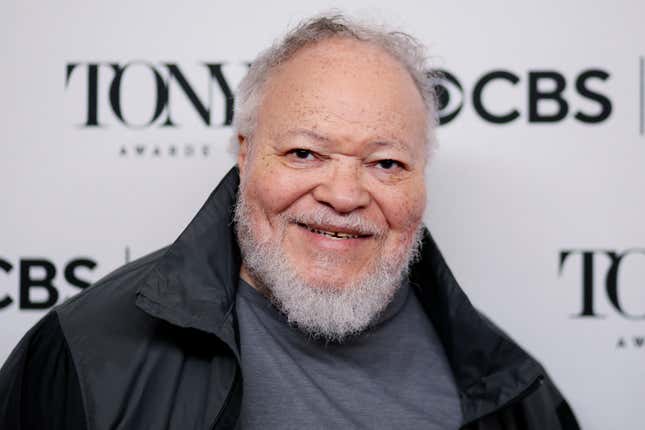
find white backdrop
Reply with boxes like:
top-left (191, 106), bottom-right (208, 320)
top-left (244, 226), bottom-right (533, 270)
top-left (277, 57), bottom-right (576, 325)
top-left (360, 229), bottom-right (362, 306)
top-left (3, 1), bottom-right (644, 428)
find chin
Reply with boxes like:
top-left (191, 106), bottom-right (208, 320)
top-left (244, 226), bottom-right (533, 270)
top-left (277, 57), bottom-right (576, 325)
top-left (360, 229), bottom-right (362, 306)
top-left (301, 276), bottom-right (356, 291)
top-left (293, 262), bottom-right (370, 290)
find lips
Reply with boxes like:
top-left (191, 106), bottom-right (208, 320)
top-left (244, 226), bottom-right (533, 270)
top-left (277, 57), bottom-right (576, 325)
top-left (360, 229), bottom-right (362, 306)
top-left (296, 222), bottom-right (369, 239)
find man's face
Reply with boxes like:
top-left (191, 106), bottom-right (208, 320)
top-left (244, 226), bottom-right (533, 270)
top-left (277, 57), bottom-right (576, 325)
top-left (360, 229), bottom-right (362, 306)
top-left (237, 37), bottom-right (428, 299)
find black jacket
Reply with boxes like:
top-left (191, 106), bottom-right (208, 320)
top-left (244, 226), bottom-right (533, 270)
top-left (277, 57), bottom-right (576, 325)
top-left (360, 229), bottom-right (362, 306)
top-left (0, 167), bottom-right (580, 429)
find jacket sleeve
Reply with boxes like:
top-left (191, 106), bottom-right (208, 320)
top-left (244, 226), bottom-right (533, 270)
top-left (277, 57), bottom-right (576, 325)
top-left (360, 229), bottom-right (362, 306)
top-left (0, 311), bottom-right (88, 430)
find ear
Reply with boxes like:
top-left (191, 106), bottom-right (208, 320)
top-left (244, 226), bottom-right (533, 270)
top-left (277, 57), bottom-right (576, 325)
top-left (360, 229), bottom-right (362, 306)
top-left (237, 134), bottom-right (248, 175)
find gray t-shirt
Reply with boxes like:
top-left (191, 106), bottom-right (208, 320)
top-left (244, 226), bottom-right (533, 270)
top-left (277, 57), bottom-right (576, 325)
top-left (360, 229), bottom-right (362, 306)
top-left (235, 279), bottom-right (463, 429)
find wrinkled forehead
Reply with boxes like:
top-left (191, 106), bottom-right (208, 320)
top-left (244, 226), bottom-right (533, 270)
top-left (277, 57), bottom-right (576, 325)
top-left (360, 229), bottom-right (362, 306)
top-left (255, 38), bottom-right (428, 155)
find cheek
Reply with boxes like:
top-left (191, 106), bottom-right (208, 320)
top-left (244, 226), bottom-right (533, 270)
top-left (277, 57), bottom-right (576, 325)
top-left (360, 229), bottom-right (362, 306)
top-left (244, 159), bottom-right (315, 218)
top-left (380, 182), bottom-right (426, 233)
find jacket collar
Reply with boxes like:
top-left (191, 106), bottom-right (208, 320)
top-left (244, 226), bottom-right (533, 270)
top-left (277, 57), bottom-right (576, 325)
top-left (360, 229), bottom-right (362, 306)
top-left (136, 166), bottom-right (543, 424)
top-left (410, 230), bottom-right (543, 423)
top-left (136, 167), bottom-right (242, 356)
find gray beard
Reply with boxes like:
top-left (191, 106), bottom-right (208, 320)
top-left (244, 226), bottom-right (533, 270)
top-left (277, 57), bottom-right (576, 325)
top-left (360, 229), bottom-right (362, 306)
top-left (234, 188), bottom-right (423, 343)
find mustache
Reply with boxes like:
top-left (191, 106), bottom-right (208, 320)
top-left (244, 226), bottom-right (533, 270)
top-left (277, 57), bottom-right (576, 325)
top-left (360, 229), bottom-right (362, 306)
top-left (284, 208), bottom-right (385, 237)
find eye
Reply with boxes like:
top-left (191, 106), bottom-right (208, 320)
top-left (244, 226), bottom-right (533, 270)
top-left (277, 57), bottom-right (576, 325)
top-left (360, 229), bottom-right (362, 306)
top-left (288, 149), bottom-right (316, 160)
top-left (376, 159), bottom-right (402, 170)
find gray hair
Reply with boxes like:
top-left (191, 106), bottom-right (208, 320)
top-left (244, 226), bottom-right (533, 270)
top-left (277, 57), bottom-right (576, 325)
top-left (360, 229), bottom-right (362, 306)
top-left (232, 12), bottom-right (439, 156)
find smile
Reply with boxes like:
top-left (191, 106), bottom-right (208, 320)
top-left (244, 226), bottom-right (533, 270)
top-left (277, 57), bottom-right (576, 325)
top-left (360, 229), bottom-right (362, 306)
top-left (296, 223), bottom-right (367, 240)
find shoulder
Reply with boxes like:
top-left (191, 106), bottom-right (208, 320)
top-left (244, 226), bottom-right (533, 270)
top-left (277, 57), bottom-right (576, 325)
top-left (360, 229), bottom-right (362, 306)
top-left (54, 247), bottom-right (167, 336)
top-left (43, 247), bottom-right (236, 429)
top-left (469, 311), bottom-right (580, 429)
top-left (52, 245), bottom-right (170, 358)
top-left (57, 246), bottom-right (167, 317)
top-left (470, 375), bottom-right (580, 430)
top-left (0, 248), bottom-right (168, 429)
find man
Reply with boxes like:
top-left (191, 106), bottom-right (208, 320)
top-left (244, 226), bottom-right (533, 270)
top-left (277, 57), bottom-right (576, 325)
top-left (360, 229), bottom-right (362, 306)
top-left (1, 14), bottom-right (579, 429)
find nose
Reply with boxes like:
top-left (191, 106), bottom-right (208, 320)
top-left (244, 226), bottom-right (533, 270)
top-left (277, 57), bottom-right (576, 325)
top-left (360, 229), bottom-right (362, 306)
top-left (312, 161), bottom-right (371, 214)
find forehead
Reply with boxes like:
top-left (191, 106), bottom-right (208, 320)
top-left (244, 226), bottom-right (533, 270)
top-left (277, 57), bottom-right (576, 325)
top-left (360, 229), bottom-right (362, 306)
top-left (255, 37), bottom-right (428, 151)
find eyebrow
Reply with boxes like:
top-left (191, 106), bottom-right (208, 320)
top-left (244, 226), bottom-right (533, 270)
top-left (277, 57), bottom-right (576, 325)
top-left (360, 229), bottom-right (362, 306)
top-left (283, 128), bottom-right (331, 143)
top-left (283, 128), bottom-right (411, 152)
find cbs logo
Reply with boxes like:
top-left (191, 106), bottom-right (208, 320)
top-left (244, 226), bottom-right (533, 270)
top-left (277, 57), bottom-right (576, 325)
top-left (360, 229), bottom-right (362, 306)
top-left (431, 68), bottom-right (611, 125)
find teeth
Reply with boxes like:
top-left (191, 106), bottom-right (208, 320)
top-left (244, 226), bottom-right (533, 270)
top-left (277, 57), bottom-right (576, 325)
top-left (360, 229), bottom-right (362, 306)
top-left (306, 226), bottom-right (360, 239)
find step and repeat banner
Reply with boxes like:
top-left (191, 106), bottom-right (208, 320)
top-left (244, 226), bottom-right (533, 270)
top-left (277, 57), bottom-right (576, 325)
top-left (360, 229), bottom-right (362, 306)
top-left (2, 1), bottom-right (643, 428)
